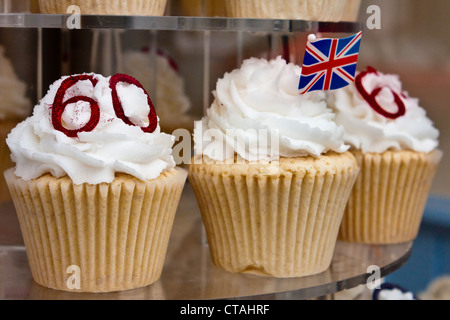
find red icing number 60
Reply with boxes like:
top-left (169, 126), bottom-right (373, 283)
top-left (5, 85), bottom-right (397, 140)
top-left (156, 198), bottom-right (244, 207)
top-left (355, 67), bottom-right (406, 120)
top-left (52, 74), bottom-right (158, 138)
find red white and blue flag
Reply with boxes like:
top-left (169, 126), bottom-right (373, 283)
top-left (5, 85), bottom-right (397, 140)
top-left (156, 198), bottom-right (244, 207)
top-left (298, 31), bottom-right (362, 94)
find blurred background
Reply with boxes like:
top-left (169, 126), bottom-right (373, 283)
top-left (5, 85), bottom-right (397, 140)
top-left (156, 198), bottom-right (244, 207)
top-left (0, 0), bottom-right (449, 299)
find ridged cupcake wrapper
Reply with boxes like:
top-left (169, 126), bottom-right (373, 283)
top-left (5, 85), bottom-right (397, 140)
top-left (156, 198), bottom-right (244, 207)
top-left (39, 0), bottom-right (168, 16)
top-left (338, 150), bottom-right (442, 244)
top-left (225, 0), bottom-right (347, 21)
top-left (5, 168), bottom-right (187, 293)
top-left (189, 157), bottom-right (359, 278)
top-left (0, 121), bottom-right (19, 203)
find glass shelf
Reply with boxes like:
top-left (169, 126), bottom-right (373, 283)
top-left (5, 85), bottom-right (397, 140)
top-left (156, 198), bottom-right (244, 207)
top-left (0, 183), bottom-right (412, 300)
top-left (0, 13), bottom-right (363, 33)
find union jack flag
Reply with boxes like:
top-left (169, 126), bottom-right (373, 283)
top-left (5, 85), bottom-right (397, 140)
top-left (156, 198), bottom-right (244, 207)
top-left (298, 31), bottom-right (362, 94)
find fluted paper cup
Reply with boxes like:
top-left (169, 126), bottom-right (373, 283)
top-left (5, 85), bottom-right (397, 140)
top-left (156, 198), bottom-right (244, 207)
top-left (225, 0), bottom-right (347, 21)
top-left (0, 121), bottom-right (18, 203)
top-left (188, 152), bottom-right (359, 278)
top-left (5, 167), bottom-right (187, 293)
top-left (338, 150), bottom-right (442, 244)
top-left (39, 0), bottom-right (167, 16)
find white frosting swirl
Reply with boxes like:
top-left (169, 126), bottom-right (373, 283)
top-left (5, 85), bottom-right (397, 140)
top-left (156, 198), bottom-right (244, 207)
top-left (7, 73), bottom-right (176, 185)
top-left (194, 56), bottom-right (348, 161)
top-left (0, 46), bottom-right (31, 121)
top-left (328, 69), bottom-right (439, 153)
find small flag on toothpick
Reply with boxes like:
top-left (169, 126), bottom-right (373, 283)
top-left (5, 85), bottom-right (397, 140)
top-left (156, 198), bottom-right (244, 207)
top-left (298, 31), bottom-right (363, 94)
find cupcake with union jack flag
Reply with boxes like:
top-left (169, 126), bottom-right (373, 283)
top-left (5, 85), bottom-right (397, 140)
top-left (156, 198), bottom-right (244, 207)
top-left (4, 73), bottom-right (187, 292)
top-left (328, 66), bottom-right (442, 244)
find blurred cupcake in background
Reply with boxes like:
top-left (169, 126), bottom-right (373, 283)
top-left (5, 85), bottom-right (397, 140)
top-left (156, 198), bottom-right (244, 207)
top-left (30, 0), bottom-right (41, 13)
top-left (225, 0), bottom-right (348, 21)
top-left (122, 48), bottom-right (195, 134)
top-left (171, 0), bottom-right (227, 17)
top-left (189, 56), bottom-right (359, 278)
top-left (5, 72), bottom-right (187, 292)
top-left (342, 0), bottom-right (362, 22)
top-left (329, 66), bottom-right (442, 244)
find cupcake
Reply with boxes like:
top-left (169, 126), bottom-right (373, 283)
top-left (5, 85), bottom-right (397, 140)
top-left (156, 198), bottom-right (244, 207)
top-left (189, 57), bottom-right (359, 278)
top-left (38, 0), bottom-right (167, 16)
top-left (225, 0), bottom-right (348, 21)
top-left (0, 46), bottom-right (32, 202)
top-left (173, 0), bottom-right (227, 17)
top-left (373, 283), bottom-right (419, 300)
top-left (5, 73), bottom-right (187, 292)
top-left (329, 66), bottom-right (442, 244)
top-left (420, 276), bottom-right (450, 300)
top-left (121, 49), bottom-right (194, 134)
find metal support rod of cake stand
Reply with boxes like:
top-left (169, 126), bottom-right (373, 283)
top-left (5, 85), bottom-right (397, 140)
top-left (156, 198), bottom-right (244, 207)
top-left (60, 29), bottom-right (70, 76)
top-left (102, 30), bottom-right (113, 75)
top-left (267, 32), bottom-right (324, 65)
top-left (114, 29), bottom-right (123, 74)
top-left (90, 29), bottom-right (99, 72)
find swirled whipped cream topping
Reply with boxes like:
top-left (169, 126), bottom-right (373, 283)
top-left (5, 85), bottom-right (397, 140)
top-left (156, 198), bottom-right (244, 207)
top-left (328, 67), bottom-right (439, 154)
top-left (7, 73), bottom-right (176, 185)
top-left (0, 46), bottom-right (31, 121)
top-left (194, 56), bottom-right (349, 161)
top-left (377, 288), bottom-right (415, 300)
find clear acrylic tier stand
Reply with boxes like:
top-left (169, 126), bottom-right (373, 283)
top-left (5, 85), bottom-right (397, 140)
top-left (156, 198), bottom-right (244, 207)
top-left (0, 12), bottom-right (407, 300)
